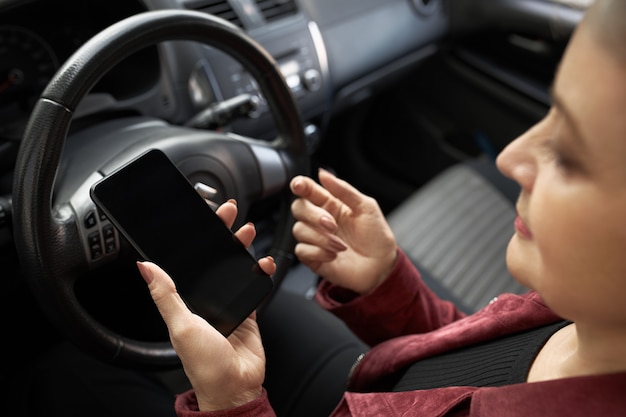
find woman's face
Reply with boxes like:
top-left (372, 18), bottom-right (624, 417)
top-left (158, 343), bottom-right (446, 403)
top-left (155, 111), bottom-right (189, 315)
top-left (496, 20), bottom-right (626, 326)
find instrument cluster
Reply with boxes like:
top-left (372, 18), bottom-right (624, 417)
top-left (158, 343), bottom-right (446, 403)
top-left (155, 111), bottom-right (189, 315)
top-left (0, 0), bottom-right (152, 141)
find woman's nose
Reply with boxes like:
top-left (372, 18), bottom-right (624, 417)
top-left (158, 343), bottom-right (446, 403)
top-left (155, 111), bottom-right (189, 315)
top-left (496, 125), bottom-right (539, 192)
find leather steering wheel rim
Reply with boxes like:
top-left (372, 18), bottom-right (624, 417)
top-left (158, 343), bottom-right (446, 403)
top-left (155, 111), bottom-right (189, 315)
top-left (12, 9), bottom-right (308, 369)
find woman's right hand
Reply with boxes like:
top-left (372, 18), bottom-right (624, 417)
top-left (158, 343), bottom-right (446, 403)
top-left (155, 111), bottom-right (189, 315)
top-left (137, 200), bottom-right (275, 412)
top-left (290, 169), bottom-right (397, 294)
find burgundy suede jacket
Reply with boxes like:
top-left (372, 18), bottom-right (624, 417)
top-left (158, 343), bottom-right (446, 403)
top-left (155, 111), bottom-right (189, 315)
top-left (175, 249), bottom-right (626, 417)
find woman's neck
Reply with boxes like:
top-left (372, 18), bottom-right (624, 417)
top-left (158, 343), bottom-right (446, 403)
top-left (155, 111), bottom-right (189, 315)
top-left (528, 322), bottom-right (626, 382)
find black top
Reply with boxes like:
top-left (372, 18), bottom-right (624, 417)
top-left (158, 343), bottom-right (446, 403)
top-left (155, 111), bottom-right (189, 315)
top-left (393, 320), bottom-right (570, 391)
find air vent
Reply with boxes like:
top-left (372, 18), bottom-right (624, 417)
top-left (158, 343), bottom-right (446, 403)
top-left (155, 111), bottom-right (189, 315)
top-left (184, 0), bottom-right (243, 27)
top-left (255, 0), bottom-right (298, 23)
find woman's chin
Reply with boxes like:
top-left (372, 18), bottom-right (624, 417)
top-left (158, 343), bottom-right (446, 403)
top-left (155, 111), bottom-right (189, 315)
top-left (505, 236), bottom-right (535, 291)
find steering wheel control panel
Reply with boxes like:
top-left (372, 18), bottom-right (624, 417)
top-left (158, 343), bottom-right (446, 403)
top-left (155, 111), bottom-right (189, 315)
top-left (72, 172), bottom-right (120, 268)
top-left (83, 206), bottom-right (118, 261)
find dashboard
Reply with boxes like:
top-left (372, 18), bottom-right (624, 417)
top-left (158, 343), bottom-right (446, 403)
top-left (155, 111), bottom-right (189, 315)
top-left (0, 0), bottom-right (589, 203)
top-left (0, 0), bottom-right (448, 195)
top-left (0, 0), bottom-right (157, 139)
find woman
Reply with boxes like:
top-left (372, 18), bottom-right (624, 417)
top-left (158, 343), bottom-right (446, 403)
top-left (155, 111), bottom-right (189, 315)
top-left (138, 0), bottom-right (626, 415)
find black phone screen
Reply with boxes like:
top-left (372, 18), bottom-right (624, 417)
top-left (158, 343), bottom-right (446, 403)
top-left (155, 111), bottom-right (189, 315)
top-left (90, 148), bottom-right (274, 336)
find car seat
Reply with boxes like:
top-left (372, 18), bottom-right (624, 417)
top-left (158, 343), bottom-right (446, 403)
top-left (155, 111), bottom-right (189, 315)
top-left (386, 158), bottom-right (528, 313)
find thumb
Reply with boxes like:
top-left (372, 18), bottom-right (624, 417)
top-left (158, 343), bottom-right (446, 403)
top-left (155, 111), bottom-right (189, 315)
top-left (137, 261), bottom-right (191, 327)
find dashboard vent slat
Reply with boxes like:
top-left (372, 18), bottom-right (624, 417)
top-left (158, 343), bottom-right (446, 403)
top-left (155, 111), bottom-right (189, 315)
top-left (255, 0), bottom-right (298, 23)
top-left (184, 0), bottom-right (243, 28)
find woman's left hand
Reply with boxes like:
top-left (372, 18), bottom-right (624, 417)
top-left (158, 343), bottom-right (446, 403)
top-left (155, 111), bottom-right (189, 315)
top-left (137, 199), bottom-right (276, 412)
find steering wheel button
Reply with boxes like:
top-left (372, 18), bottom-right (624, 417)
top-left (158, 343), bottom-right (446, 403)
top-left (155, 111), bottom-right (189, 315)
top-left (90, 247), bottom-right (103, 259)
top-left (104, 238), bottom-right (116, 254)
top-left (103, 224), bottom-right (116, 239)
top-left (103, 225), bottom-right (117, 254)
top-left (88, 231), bottom-right (103, 259)
top-left (84, 210), bottom-right (97, 228)
top-left (88, 232), bottom-right (100, 245)
top-left (97, 207), bottom-right (109, 222)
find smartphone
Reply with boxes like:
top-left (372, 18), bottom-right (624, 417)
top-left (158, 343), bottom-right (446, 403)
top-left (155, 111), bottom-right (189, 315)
top-left (90, 148), bottom-right (274, 336)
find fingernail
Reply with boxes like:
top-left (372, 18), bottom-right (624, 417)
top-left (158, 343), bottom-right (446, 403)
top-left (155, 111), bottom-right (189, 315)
top-left (328, 234), bottom-right (348, 251)
top-left (318, 167), bottom-right (335, 177)
top-left (290, 177), bottom-right (302, 191)
top-left (320, 216), bottom-right (336, 233)
top-left (227, 198), bottom-right (237, 206)
top-left (136, 261), bottom-right (154, 284)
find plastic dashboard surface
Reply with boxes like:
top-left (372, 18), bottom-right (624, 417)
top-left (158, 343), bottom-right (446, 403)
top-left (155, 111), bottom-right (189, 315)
top-left (0, 0), bottom-right (448, 145)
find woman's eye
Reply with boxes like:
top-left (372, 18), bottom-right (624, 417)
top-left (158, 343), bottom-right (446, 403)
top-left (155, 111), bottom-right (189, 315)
top-left (544, 139), bottom-right (578, 173)
top-left (554, 152), bottom-right (574, 170)
top-left (542, 110), bottom-right (588, 176)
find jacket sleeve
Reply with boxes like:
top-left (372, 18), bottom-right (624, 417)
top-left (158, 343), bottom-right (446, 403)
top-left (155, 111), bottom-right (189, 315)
top-left (175, 389), bottom-right (276, 417)
top-left (315, 249), bottom-right (466, 346)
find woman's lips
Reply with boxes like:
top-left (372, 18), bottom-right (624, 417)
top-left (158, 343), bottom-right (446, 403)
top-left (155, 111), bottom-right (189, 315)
top-left (514, 215), bottom-right (533, 239)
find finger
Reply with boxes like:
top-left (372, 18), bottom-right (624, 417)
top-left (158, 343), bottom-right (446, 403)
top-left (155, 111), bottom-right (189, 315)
top-left (233, 222), bottom-right (256, 248)
top-left (292, 221), bottom-right (347, 253)
top-left (317, 168), bottom-right (370, 213)
top-left (257, 256), bottom-right (277, 276)
top-left (137, 261), bottom-right (193, 327)
top-left (290, 171), bottom-right (366, 220)
top-left (215, 199), bottom-right (238, 229)
top-left (294, 242), bottom-right (338, 265)
top-left (290, 175), bottom-right (337, 210)
top-left (291, 198), bottom-right (338, 233)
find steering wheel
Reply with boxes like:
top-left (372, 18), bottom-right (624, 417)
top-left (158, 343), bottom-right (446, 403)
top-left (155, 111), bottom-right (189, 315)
top-left (12, 10), bottom-right (309, 369)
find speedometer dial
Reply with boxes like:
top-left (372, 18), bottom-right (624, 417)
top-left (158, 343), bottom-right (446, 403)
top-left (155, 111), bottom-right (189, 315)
top-left (0, 26), bottom-right (59, 108)
top-left (0, 26), bottom-right (59, 138)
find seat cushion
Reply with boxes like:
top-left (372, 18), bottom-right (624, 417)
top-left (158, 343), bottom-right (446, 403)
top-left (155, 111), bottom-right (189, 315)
top-left (386, 161), bottom-right (528, 313)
